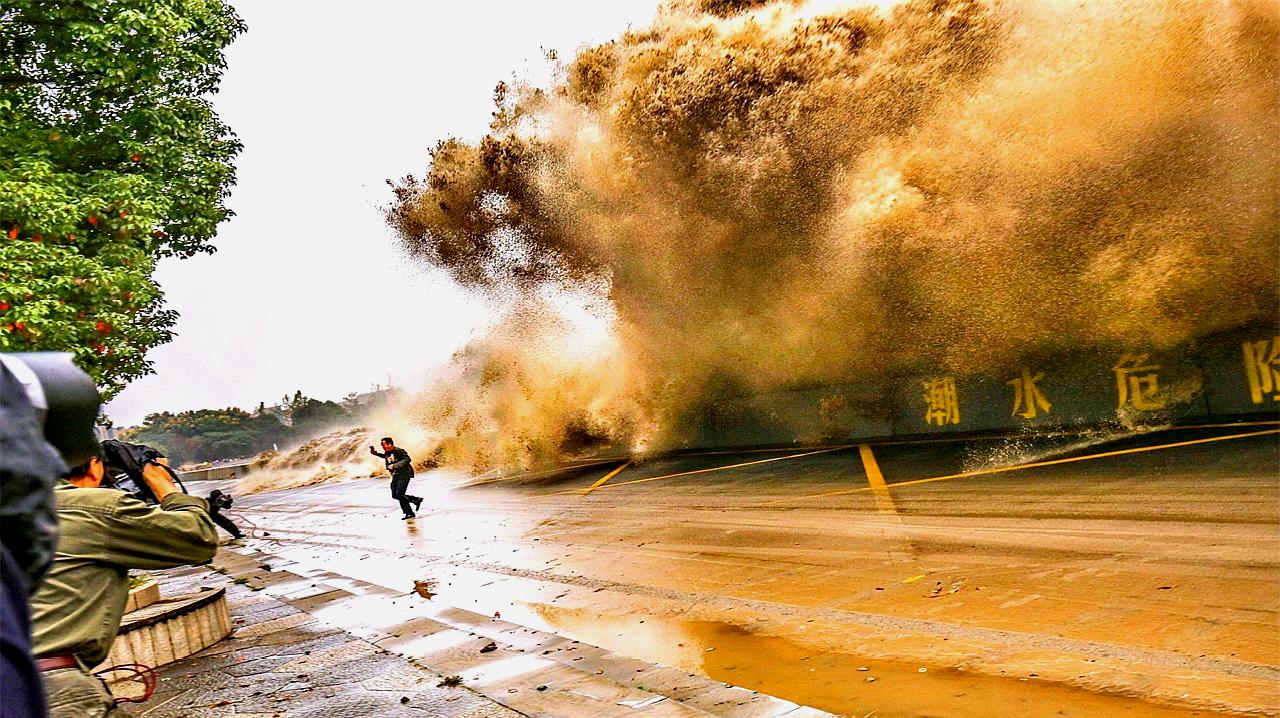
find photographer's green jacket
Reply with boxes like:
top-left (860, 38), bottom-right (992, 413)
top-left (30, 482), bottom-right (218, 667)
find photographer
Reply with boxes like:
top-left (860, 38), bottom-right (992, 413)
top-left (30, 446), bottom-right (218, 718)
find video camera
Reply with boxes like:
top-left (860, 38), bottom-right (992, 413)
top-left (100, 439), bottom-right (188, 505)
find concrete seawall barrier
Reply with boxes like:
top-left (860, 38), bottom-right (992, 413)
top-left (176, 461), bottom-right (251, 483)
top-left (679, 325), bottom-right (1280, 449)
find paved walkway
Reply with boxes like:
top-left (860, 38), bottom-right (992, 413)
top-left (214, 428), bottom-right (1280, 717)
top-left (129, 545), bottom-right (832, 718)
top-left (132, 562), bottom-right (519, 718)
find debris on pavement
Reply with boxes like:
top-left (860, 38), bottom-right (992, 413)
top-left (480, 641), bottom-right (498, 653)
top-left (619, 695), bottom-right (667, 709)
top-left (413, 579), bottom-right (437, 599)
top-left (926, 579), bottom-right (967, 598)
top-left (128, 563), bottom-right (519, 718)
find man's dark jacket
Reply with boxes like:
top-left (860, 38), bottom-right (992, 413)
top-left (374, 448), bottom-right (414, 480)
top-left (0, 363), bottom-right (65, 718)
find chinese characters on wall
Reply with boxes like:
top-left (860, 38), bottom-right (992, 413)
top-left (1242, 338), bottom-right (1280, 404)
top-left (1112, 353), bottom-right (1166, 411)
top-left (1007, 367), bottom-right (1051, 419)
top-left (922, 377), bottom-right (960, 426)
top-left (914, 340), bottom-right (1279, 428)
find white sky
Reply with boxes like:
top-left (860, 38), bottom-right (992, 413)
top-left (106, 0), bottom-right (660, 426)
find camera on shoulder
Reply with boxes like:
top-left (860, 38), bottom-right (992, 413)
top-left (100, 440), bottom-right (187, 505)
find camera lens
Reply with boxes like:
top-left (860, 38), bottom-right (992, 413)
top-left (0, 353), bottom-right (101, 468)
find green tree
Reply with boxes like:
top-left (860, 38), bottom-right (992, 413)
top-left (278, 389), bottom-right (308, 423)
top-left (0, 1), bottom-right (246, 397)
top-left (291, 398), bottom-right (351, 434)
top-left (124, 406), bottom-right (289, 464)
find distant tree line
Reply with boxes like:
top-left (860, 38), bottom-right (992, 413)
top-left (120, 389), bottom-right (381, 465)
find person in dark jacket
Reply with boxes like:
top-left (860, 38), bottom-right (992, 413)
top-left (0, 360), bottom-right (67, 718)
top-left (369, 437), bottom-right (421, 520)
top-left (207, 489), bottom-right (244, 540)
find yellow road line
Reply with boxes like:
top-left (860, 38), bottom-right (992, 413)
top-left (859, 444), bottom-right (899, 515)
top-left (575, 447), bottom-right (848, 493)
top-left (792, 428), bottom-right (1280, 502)
top-left (581, 461), bottom-right (632, 495)
top-left (467, 458), bottom-right (622, 487)
top-left (860, 445), bottom-right (889, 494)
top-left (470, 422), bottom-right (1278, 489)
top-left (1179, 420), bottom-right (1280, 429)
top-left (671, 443), bottom-right (861, 457)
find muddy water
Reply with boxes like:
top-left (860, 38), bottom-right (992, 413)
top-left (530, 605), bottom-right (1237, 718)
top-left (383, 0), bottom-right (1280, 472)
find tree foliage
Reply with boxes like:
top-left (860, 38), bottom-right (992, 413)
top-left (121, 389), bottom-right (373, 464)
top-left (0, 0), bottom-right (245, 397)
top-left (292, 398), bottom-right (350, 435)
top-left (125, 407), bottom-right (290, 464)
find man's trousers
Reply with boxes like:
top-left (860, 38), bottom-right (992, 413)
top-left (389, 476), bottom-right (420, 515)
top-left (42, 667), bottom-right (134, 718)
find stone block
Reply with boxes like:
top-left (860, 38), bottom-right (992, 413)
top-left (124, 579), bottom-right (160, 613)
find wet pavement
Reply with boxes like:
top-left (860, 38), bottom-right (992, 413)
top-left (131, 562), bottom-right (518, 718)
top-left (216, 422), bottom-right (1280, 717)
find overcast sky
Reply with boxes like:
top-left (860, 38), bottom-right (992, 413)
top-left (105, 0), bottom-right (660, 426)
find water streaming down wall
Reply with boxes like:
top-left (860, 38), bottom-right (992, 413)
top-left (382, 0), bottom-right (1279, 471)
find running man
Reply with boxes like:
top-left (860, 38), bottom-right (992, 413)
top-left (370, 437), bottom-right (422, 520)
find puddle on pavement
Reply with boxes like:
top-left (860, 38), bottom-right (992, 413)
top-left (529, 605), bottom-right (1233, 718)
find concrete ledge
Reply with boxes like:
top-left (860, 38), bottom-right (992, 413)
top-left (97, 588), bottom-right (232, 695)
